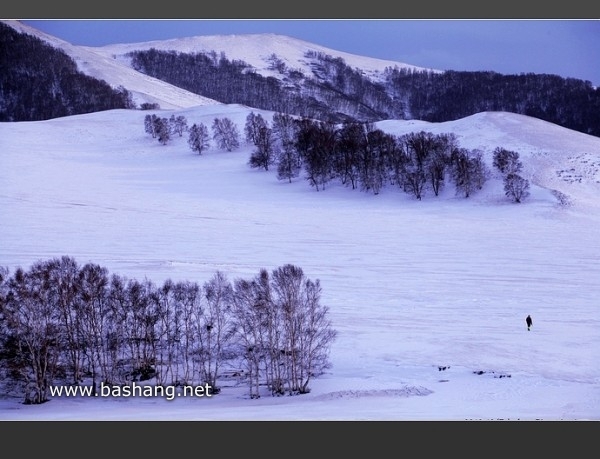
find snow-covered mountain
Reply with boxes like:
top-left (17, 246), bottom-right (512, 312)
top-left (5, 19), bottom-right (599, 140)
top-left (92, 31), bottom-right (435, 82)
top-left (2, 20), bottom-right (434, 111)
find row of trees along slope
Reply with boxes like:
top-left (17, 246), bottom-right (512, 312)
top-left (145, 110), bottom-right (530, 203)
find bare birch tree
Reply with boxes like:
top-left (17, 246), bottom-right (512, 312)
top-left (199, 271), bottom-right (235, 393)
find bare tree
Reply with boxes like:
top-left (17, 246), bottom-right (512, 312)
top-left (504, 173), bottom-right (530, 203)
top-left (361, 127), bottom-right (390, 195)
top-left (427, 133), bottom-right (456, 196)
top-left (152, 280), bottom-right (184, 386)
top-left (451, 148), bottom-right (489, 198)
top-left (250, 268), bottom-right (286, 396)
top-left (244, 112), bottom-right (267, 146)
top-left (276, 142), bottom-right (301, 183)
top-left (493, 147), bottom-right (530, 203)
top-left (188, 122), bottom-right (210, 155)
top-left (272, 112), bottom-right (297, 148)
top-left (169, 114), bottom-right (188, 137)
top-left (248, 124), bottom-right (276, 171)
top-left (77, 263), bottom-right (109, 394)
top-left (105, 274), bottom-right (131, 383)
top-left (403, 162), bottom-right (428, 200)
top-left (404, 131), bottom-right (438, 170)
top-left (115, 278), bottom-right (158, 382)
top-left (199, 271), bottom-right (235, 393)
top-left (212, 117), bottom-right (240, 152)
top-left (273, 112), bottom-right (301, 183)
top-left (154, 116), bottom-right (171, 145)
top-left (296, 277), bottom-right (337, 394)
top-left (3, 262), bottom-right (62, 404)
top-left (144, 114), bottom-right (157, 138)
top-left (245, 111), bottom-right (276, 171)
top-left (386, 135), bottom-right (409, 190)
top-left (231, 277), bottom-right (264, 399)
top-left (493, 147), bottom-right (523, 176)
top-left (270, 264), bottom-right (303, 395)
top-left (270, 264), bottom-right (336, 395)
top-left (0, 266), bottom-right (13, 390)
top-left (46, 256), bottom-right (83, 385)
top-left (296, 119), bottom-right (336, 191)
top-left (335, 121), bottom-right (364, 189)
top-left (470, 149), bottom-right (490, 190)
top-left (173, 280), bottom-right (202, 385)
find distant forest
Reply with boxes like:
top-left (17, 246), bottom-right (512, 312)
top-left (0, 23), bottom-right (135, 121)
top-left (128, 48), bottom-right (600, 138)
top-left (2, 20), bottom-right (599, 139)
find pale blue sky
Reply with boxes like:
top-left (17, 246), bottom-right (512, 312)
top-left (21, 19), bottom-right (600, 86)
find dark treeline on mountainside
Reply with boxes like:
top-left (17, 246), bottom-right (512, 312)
top-left (385, 68), bottom-right (600, 137)
top-left (128, 47), bottom-right (600, 138)
top-left (127, 48), bottom-right (404, 123)
top-left (0, 23), bottom-right (135, 122)
top-left (129, 48), bottom-right (326, 120)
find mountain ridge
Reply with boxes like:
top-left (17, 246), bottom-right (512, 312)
top-left (91, 31), bottom-right (436, 81)
top-left (3, 20), bottom-right (431, 110)
top-left (2, 20), bottom-right (599, 137)
top-left (1, 20), bottom-right (600, 136)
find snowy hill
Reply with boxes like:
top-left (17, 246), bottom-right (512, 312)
top-left (378, 111), bottom-right (600, 210)
top-left (1, 20), bottom-right (433, 112)
top-left (1, 103), bottom-right (599, 420)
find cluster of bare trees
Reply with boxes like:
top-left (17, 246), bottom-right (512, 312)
top-left (0, 258), bottom-right (336, 404)
top-left (297, 121), bottom-right (491, 199)
top-left (144, 114), bottom-right (241, 154)
top-left (245, 112), bottom-right (491, 200)
top-left (144, 113), bottom-right (188, 145)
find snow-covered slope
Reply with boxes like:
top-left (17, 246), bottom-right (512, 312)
top-left (1, 105), bottom-right (599, 420)
top-left (378, 111), bottom-right (600, 211)
top-left (92, 32), bottom-right (436, 82)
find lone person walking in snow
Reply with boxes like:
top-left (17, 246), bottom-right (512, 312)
top-left (526, 315), bottom-right (533, 331)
